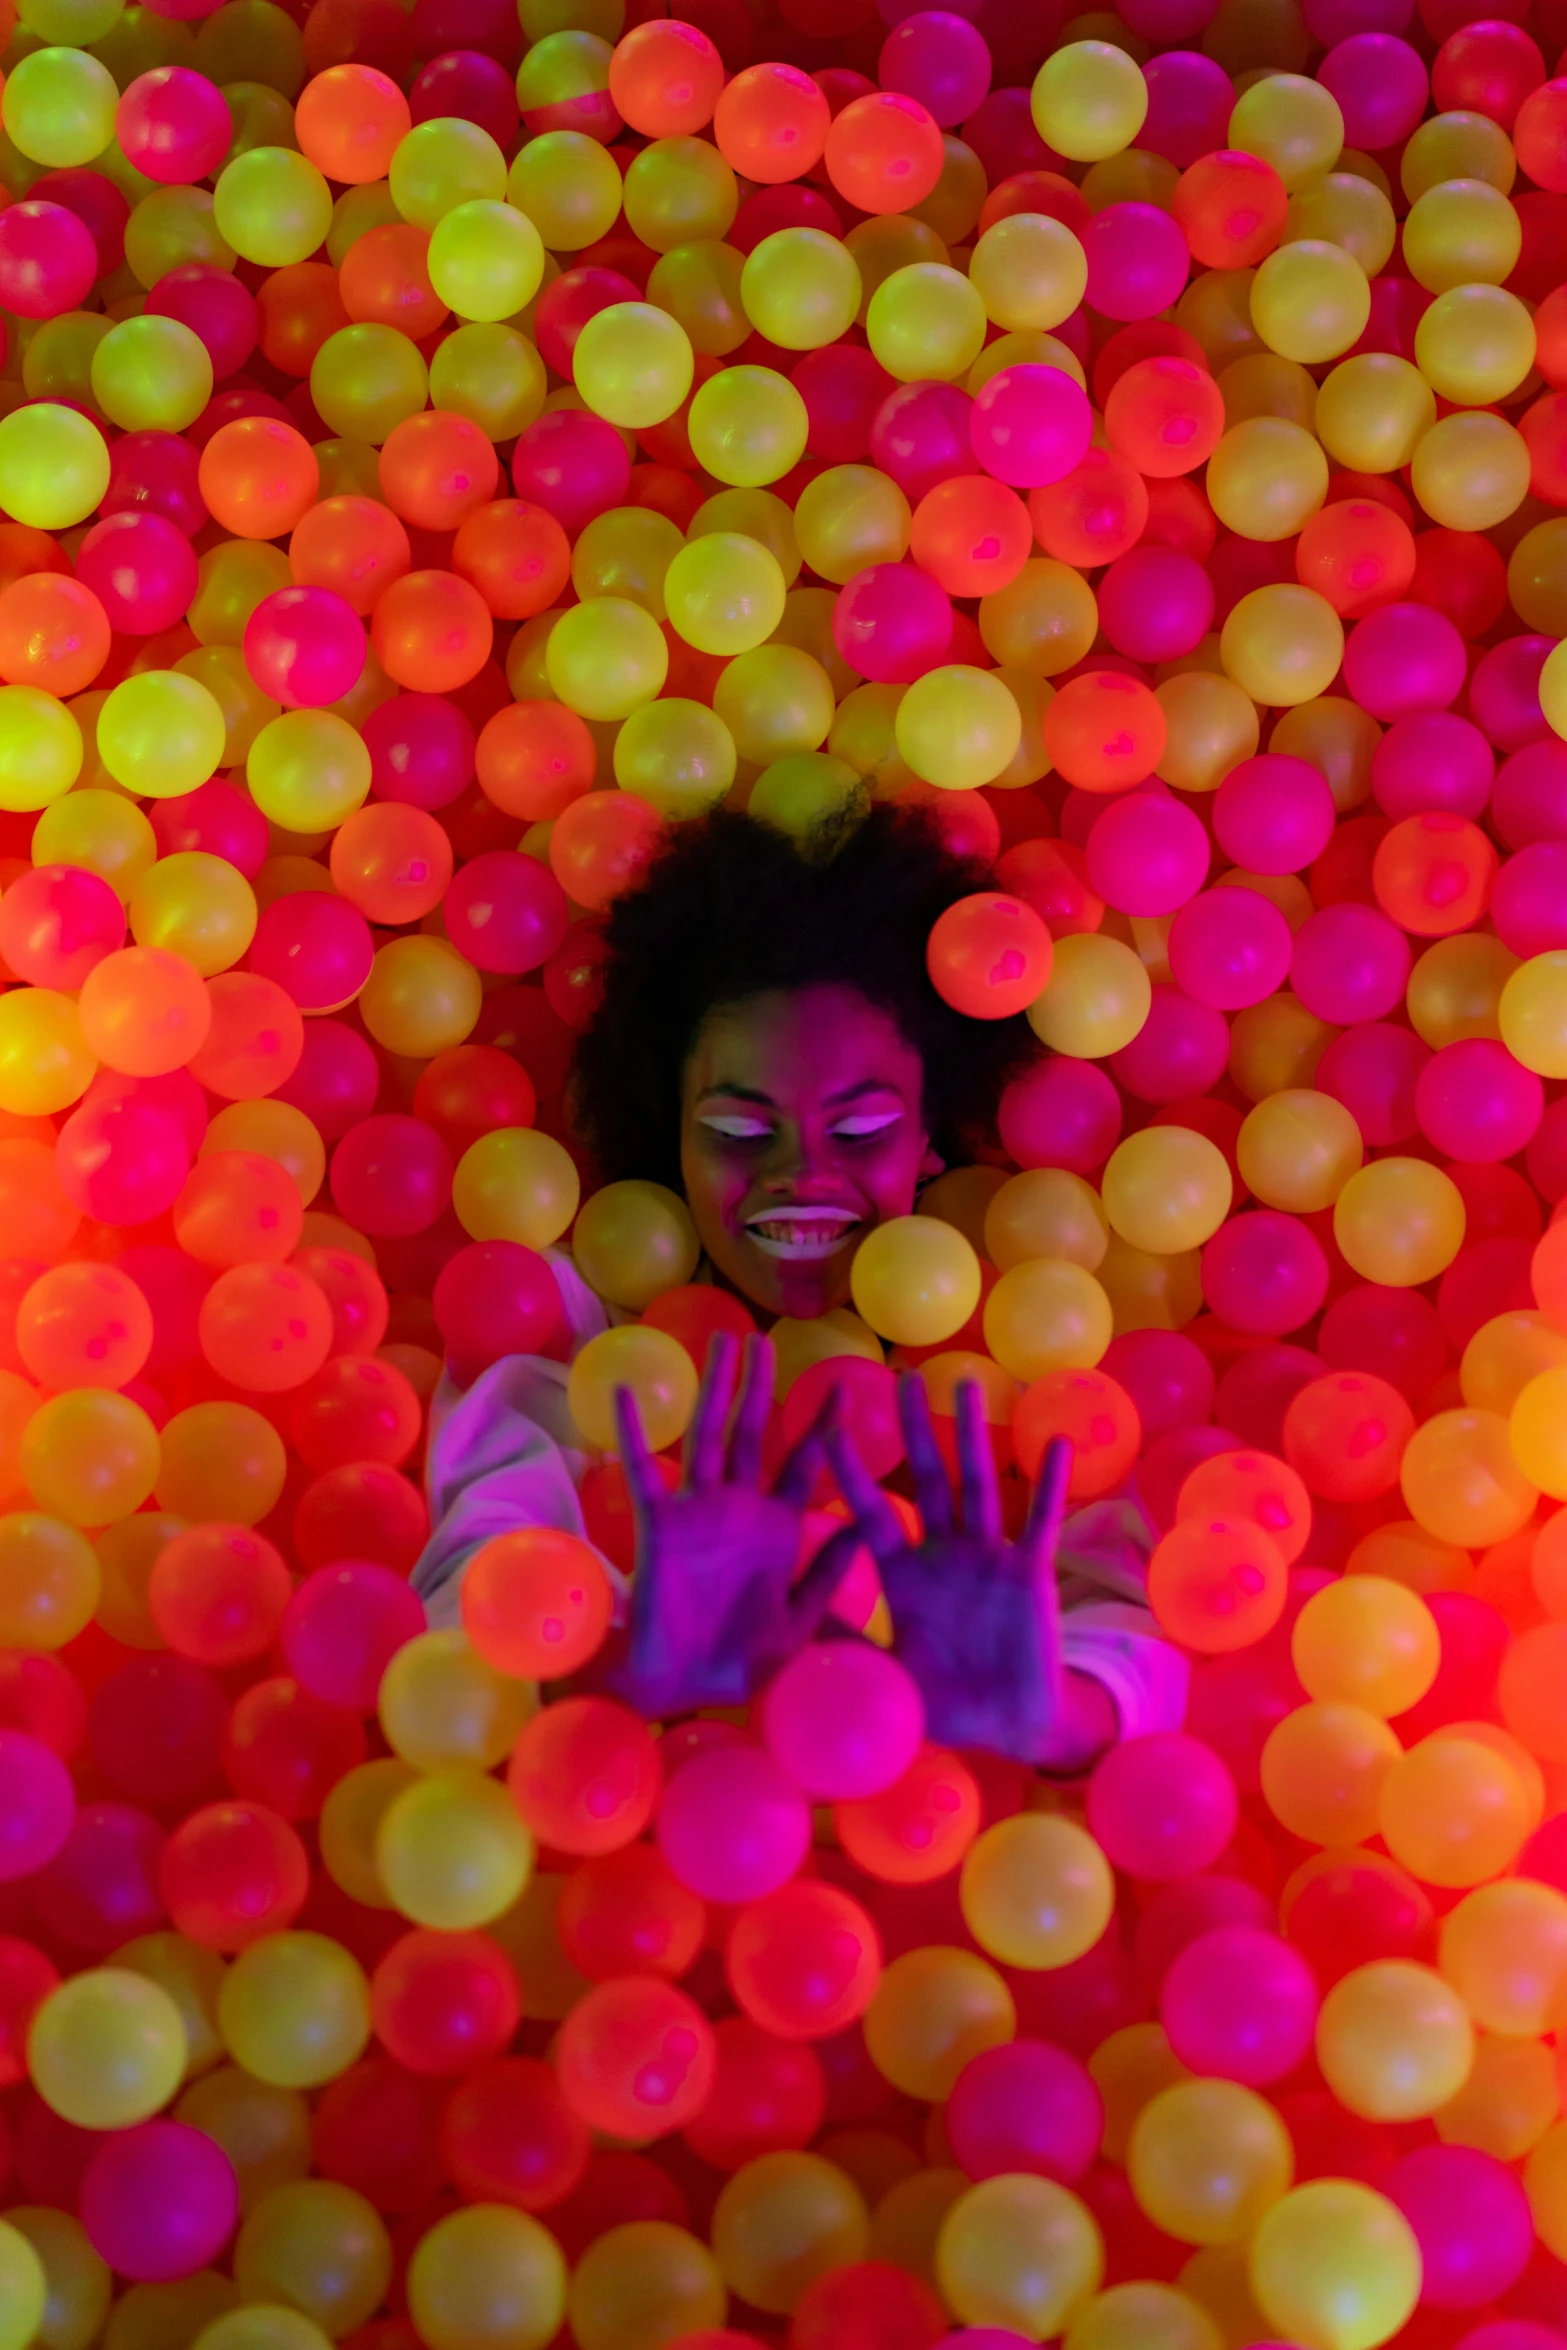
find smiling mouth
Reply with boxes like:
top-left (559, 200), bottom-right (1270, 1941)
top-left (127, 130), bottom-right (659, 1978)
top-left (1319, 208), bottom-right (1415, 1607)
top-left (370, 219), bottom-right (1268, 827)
top-left (743, 1207), bottom-right (863, 1261)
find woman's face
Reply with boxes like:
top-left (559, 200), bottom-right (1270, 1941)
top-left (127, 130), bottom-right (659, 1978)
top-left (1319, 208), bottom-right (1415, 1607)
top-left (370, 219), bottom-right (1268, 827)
top-left (680, 982), bottom-right (940, 1321)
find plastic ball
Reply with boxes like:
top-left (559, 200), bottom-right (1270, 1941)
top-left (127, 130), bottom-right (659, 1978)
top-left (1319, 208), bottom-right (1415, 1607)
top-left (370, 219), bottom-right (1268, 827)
top-left (405, 2203), bottom-right (566, 2350)
top-left (936, 2173), bottom-right (1102, 2339)
top-left (27, 1967), bottom-right (187, 2128)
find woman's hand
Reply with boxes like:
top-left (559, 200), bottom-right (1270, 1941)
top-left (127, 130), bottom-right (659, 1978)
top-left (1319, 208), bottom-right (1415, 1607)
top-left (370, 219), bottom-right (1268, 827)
top-left (605, 1331), bottom-right (861, 1718)
top-left (828, 1375), bottom-right (1106, 1768)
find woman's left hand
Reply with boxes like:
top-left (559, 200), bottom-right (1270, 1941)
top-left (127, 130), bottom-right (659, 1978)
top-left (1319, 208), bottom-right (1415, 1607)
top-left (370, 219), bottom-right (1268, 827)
top-left (603, 1330), bottom-right (861, 1717)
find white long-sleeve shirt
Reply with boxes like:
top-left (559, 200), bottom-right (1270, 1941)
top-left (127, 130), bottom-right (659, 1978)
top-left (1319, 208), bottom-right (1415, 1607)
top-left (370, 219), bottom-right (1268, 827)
top-left (413, 1254), bottom-right (1189, 1744)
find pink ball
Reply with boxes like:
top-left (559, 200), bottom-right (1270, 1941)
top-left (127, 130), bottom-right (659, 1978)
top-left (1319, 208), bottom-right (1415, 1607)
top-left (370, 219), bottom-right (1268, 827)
top-left (80, 2119), bottom-right (238, 2279)
top-left (1102, 1329), bottom-right (1215, 1438)
top-left (1214, 753), bottom-right (1336, 873)
top-left (364, 692), bottom-right (476, 810)
top-left (1316, 1021), bottom-right (1430, 1145)
top-left (75, 510), bottom-right (199, 636)
top-left (331, 1114), bottom-right (453, 1238)
top-left (1494, 736), bottom-right (1567, 845)
top-left (144, 262), bottom-right (257, 378)
top-left (444, 851), bottom-right (570, 976)
top-left (1081, 201), bottom-right (1191, 319)
top-left (1469, 633), bottom-right (1552, 751)
top-left (0, 199), bottom-right (97, 319)
top-left (1319, 1283), bottom-right (1447, 1400)
top-left (1387, 2146), bottom-right (1535, 2311)
top-left (998, 1054), bottom-right (1121, 1173)
top-left (282, 1562), bottom-right (426, 1714)
top-left (511, 410), bottom-right (631, 538)
top-left (1415, 1036), bottom-right (1544, 1162)
top-left (1158, 1925), bottom-right (1318, 2083)
top-left (1212, 1346), bottom-right (1322, 1455)
top-left (244, 585), bottom-right (366, 710)
top-left (1344, 601), bottom-right (1468, 718)
top-left (781, 1354), bottom-right (903, 1480)
top-left (878, 10), bottom-right (991, 123)
top-left (1086, 792), bottom-right (1209, 916)
top-left (1107, 981), bottom-right (1229, 1103)
top-left (101, 429), bottom-right (208, 538)
top-left (33, 1800), bottom-right (164, 1953)
top-left (730, 184), bottom-right (844, 255)
top-left (1317, 31), bottom-right (1428, 145)
top-left (1138, 50), bottom-right (1233, 165)
top-left (248, 892), bottom-right (375, 1013)
top-left (117, 1244), bottom-right (212, 1385)
top-left (969, 363), bottom-right (1092, 488)
top-left (833, 562), bottom-right (953, 683)
top-left (1371, 710), bottom-right (1494, 819)
top-left (1492, 839), bottom-right (1567, 956)
top-left (30, 166), bottom-right (127, 276)
top-left (0, 1729), bottom-right (74, 1881)
top-left (1097, 545), bottom-right (1213, 663)
top-left (0, 862), bottom-right (125, 990)
top-left (792, 346), bottom-right (893, 466)
top-left (432, 1238), bottom-right (562, 1385)
top-left (870, 378), bottom-right (975, 501)
top-left (89, 1655), bottom-right (226, 1813)
top-left (945, 2040), bottom-right (1103, 2183)
top-left (116, 66), bottom-right (232, 182)
top-left (1456, 2328), bottom-right (1567, 2350)
top-left (761, 1646), bottom-right (924, 1802)
top-left (274, 1018), bottom-right (380, 1140)
top-left (1168, 885), bottom-right (1292, 1008)
top-left (1289, 902), bottom-right (1411, 1024)
top-left (1202, 1209), bottom-right (1328, 1335)
top-left (1086, 1732), bottom-right (1238, 1880)
top-left (409, 47), bottom-right (520, 144)
top-left (150, 778), bottom-right (269, 877)
top-left (55, 1093), bottom-right (190, 1225)
top-left (656, 1746), bottom-right (811, 1903)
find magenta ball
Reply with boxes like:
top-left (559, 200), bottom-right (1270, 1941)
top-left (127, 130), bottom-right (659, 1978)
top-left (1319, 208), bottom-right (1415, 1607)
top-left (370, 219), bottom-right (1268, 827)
top-left (89, 1655), bottom-right (226, 1813)
top-left (364, 691), bottom-right (476, 810)
top-left (1097, 544), bottom-right (1213, 663)
top-left (409, 47), bottom-right (520, 144)
top-left (1316, 1021), bottom-right (1430, 1145)
top-left (1138, 49), bottom-right (1233, 161)
top-left (1108, 982), bottom-right (1230, 1103)
top-left (1086, 791), bottom-right (1209, 917)
top-left (510, 409), bottom-right (631, 538)
top-left (1319, 1283), bottom-right (1447, 1400)
top-left (74, 510), bottom-right (199, 635)
top-left (792, 344), bottom-right (893, 466)
top-left (33, 1801), bottom-right (164, 1954)
top-left (54, 1091), bottom-right (190, 1224)
top-left (878, 11), bottom-right (991, 124)
top-left (0, 199), bottom-right (97, 319)
top-left (1168, 885), bottom-right (1292, 1009)
top-left (532, 266), bottom-right (641, 378)
top-left (1371, 710), bottom-right (1494, 819)
top-left (432, 1238), bottom-right (561, 1384)
top-left (0, 1729), bottom-right (74, 1881)
top-left (945, 2040), bottom-right (1102, 2184)
top-left (30, 165), bottom-right (127, 276)
top-left (115, 66), bottom-right (232, 182)
top-left (1344, 601), bottom-right (1467, 719)
top-left (150, 778), bottom-right (269, 877)
top-left (1495, 736), bottom-right (1567, 846)
top-left (274, 1018), bottom-right (380, 1141)
top-left (1085, 1732), bottom-right (1238, 1880)
top-left (1102, 1328), bottom-right (1215, 1438)
top-left (1082, 201), bottom-right (1191, 320)
top-left (248, 892), bottom-right (375, 1012)
top-left (1387, 2145), bottom-right (1535, 2311)
top-left (144, 261), bottom-right (257, 378)
top-left (1317, 30), bottom-right (1428, 145)
top-left (760, 1645), bottom-right (924, 1803)
top-left (998, 1053), bottom-right (1121, 1173)
top-left (1158, 1924), bottom-right (1318, 2084)
top-left (1133, 1871), bottom-right (1274, 1984)
top-left (282, 1562), bottom-right (426, 1714)
top-left (1468, 633), bottom-right (1552, 751)
top-left (330, 1114), bottom-right (453, 1239)
top-left (244, 585), bottom-right (366, 709)
top-left (1290, 901), bottom-right (1411, 1024)
top-left (1202, 1209), bottom-right (1329, 1335)
top-left (833, 561), bottom-right (953, 683)
top-left (0, 861), bottom-right (125, 990)
top-left (870, 378), bottom-right (975, 501)
top-left (969, 363), bottom-right (1092, 489)
top-left (1491, 838), bottom-right (1567, 956)
top-left (1214, 753), bottom-right (1337, 873)
top-left (656, 1745), bottom-right (811, 1903)
top-left (443, 850), bottom-right (570, 976)
top-left (101, 429), bottom-right (208, 538)
top-left (1415, 1036), bottom-right (1544, 1162)
top-left (80, 2119), bottom-right (239, 2280)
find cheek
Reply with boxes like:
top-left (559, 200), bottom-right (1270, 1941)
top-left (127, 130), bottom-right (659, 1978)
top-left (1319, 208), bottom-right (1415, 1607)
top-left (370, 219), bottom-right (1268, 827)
top-left (860, 1133), bottom-right (928, 1219)
top-left (679, 1145), bottom-right (743, 1253)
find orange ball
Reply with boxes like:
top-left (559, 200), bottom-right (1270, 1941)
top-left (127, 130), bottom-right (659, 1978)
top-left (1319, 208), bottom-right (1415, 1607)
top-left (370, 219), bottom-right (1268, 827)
top-left (16, 1261), bottom-right (153, 1392)
top-left (199, 417), bottom-right (321, 540)
top-left (1498, 1621), bottom-right (1567, 1761)
top-left (378, 411), bottom-right (501, 533)
top-left (1043, 671), bottom-right (1168, 792)
top-left (1148, 1514), bottom-right (1288, 1651)
top-left (1534, 1219), bottom-right (1567, 1333)
top-left (508, 1695), bottom-right (662, 1856)
top-left (836, 1747), bottom-right (982, 1884)
top-left (453, 501), bottom-right (572, 621)
top-left (1283, 1372), bottom-right (1415, 1502)
top-left (339, 223), bottom-right (449, 339)
top-left (0, 573), bottom-right (109, 696)
top-left (549, 790), bottom-right (666, 911)
top-left (1177, 1449), bottom-right (1312, 1564)
top-left (173, 1149), bottom-right (305, 1268)
top-left (78, 945), bottom-right (212, 1076)
top-left (713, 60), bottom-right (830, 182)
top-left (289, 494), bottom-right (412, 616)
top-left (371, 568), bottom-right (493, 692)
top-left (1012, 1367), bottom-right (1140, 1498)
top-left (1104, 356), bottom-right (1226, 478)
top-left (926, 892), bottom-right (1053, 1020)
top-left (609, 18), bottom-right (725, 138)
top-left (189, 973), bottom-right (304, 1102)
top-left (824, 90), bottom-right (945, 214)
top-left (294, 61), bottom-right (411, 183)
top-left (256, 262), bottom-right (351, 379)
top-left (460, 1526), bottom-right (615, 1680)
top-left (198, 1261), bottom-right (335, 1392)
top-left (1373, 814), bottom-right (1497, 938)
top-left (475, 700), bottom-right (596, 819)
top-left (1295, 500), bottom-right (1417, 620)
top-left (330, 802), bottom-right (455, 922)
top-left (909, 476), bottom-right (1032, 597)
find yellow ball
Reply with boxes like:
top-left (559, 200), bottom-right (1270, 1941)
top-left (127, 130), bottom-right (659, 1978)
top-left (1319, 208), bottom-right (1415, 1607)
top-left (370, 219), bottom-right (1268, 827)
top-left (1436, 2032), bottom-right (1559, 2161)
top-left (0, 686), bottom-right (81, 812)
top-left (91, 313), bottom-right (213, 434)
top-left (1415, 282), bottom-right (1536, 405)
top-left (1379, 1731), bottom-right (1531, 1888)
top-left (390, 115), bottom-right (506, 227)
top-left (664, 530), bottom-right (785, 655)
top-left (431, 322), bottom-right (547, 440)
top-left (982, 1258), bottom-right (1112, 1379)
top-left (406, 2205), bottom-right (567, 2350)
top-left (749, 751), bottom-right (861, 836)
top-left (1511, 1365), bottom-right (1567, 1498)
top-left (116, 1932), bottom-right (225, 2082)
top-left (508, 128), bottom-right (622, 250)
top-left (0, 2207), bottom-right (109, 2350)
top-left (864, 1945), bottom-right (1015, 2101)
top-left (567, 1322), bottom-right (699, 1453)
top-left (1237, 1088), bottom-right (1363, 1212)
top-left (1249, 2182), bottom-right (1419, 2350)
top-left (1316, 1960), bottom-right (1475, 2121)
top-left (234, 2181), bottom-right (391, 2342)
top-left (567, 2221), bottom-right (727, 2350)
top-left (0, 2223), bottom-right (46, 2350)
top-left (1501, 950), bottom-right (1567, 1076)
top-left (1250, 239), bottom-right (1369, 363)
top-left (359, 935), bottom-right (481, 1058)
top-left (217, 1933), bottom-right (370, 2090)
top-left (1438, 1878), bottom-right (1567, 2038)
top-left (711, 2152), bottom-right (867, 2315)
top-left (0, 1513), bottom-right (99, 1652)
top-left (867, 262), bottom-right (987, 383)
top-left (1411, 410), bottom-right (1530, 530)
top-left (1403, 109), bottom-right (1515, 200)
top-left (1315, 352), bottom-right (1435, 474)
top-left (894, 664), bottom-right (1022, 790)
top-left (1027, 931), bottom-right (1151, 1058)
top-left (1511, 517), bottom-right (1567, 637)
top-left (959, 1813), bottom-right (1115, 1969)
top-left (310, 323), bottom-right (429, 447)
top-left (379, 1627), bottom-right (534, 1772)
top-left (1401, 1406), bottom-right (1538, 1547)
top-left (1102, 1127), bottom-right (1232, 1256)
top-left (191, 2311), bottom-right (332, 2350)
top-left (0, 402), bottom-right (109, 531)
top-left (573, 300), bottom-right (694, 430)
top-left (713, 642), bottom-right (833, 761)
top-left (1206, 416), bottom-right (1328, 541)
top-left (1031, 40), bottom-right (1148, 162)
top-left (28, 1968), bottom-right (187, 2128)
top-left (453, 1128), bottom-right (580, 1247)
top-left (850, 1215), bottom-right (982, 1348)
top-left (1333, 1155), bottom-right (1465, 1286)
top-left (938, 2175), bottom-right (1103, 2339)
top-left (23, 1389), bottom-right (160, 1527)
top-left (688, 364), bottom-right (808, 487)
top-left (131, 852), bottom-right (258, 977)
top-left (427, 198), bottom-right (544, 323)
top-left (1260, 1701), bottom-right (1401, 1846)
top-left (793, 464), bottom-right (910, 585)
top-left (1291, 1575), bottom-right (1439, 1717)
top-left (1065, 2282), bottom-right (1221, 2350)
top-left (247, 709), bottom-right (369, 830)
top-left (318, 1758), bottom-right (417, 1911)
top-left (614, 698), bottom-right (735, 817)
top-left (741, 226), bottom-right (862, 350)
top-left (0, 990), bottom-right (95, 1119)
top-left (980, 556), bottom-right (1098, 677)
top-left (1404, 173), bottom-right (1521, 290)
top-left (1128, 2079), bottom-right (1293, 2245)
top-left (970, 210), bottom-right (1087, 331)
top-left (376, 1768), bottom-right (535, 1931)
top-left (984, 1167), bottom-right (1109, 1272)
top-left (1221, 581), bottom-right (1344, 705)
top-left (215, 146), bottom-right (333, 268)
top-left (1229, 72), bottom-right (1343, 187)
top-left (571, 1180), bottom-right (700, 1310)
top-left (545, 595), bottom-right (669, 719)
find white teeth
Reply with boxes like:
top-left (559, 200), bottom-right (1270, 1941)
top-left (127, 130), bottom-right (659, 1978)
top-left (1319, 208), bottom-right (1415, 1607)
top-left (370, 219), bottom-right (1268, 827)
top-left (743, 1210), bottom-right (861, 1262)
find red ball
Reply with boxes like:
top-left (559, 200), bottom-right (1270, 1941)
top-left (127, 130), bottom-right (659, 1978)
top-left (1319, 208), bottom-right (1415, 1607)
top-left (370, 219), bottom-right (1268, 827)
top-left (370, 1928), bottom-right (521, 2075)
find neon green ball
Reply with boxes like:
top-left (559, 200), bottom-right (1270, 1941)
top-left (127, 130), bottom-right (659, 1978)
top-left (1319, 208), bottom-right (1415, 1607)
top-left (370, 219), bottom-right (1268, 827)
top-left (98, 672), bottom-right (228, 799)
top-left (544, 597), bottom-right (669, 720)
top-left (90, 313), bottom-right (214, 431)
top-left (2, 45), bottom-right (118, 164)
top-left (214, 145), bottom-right (334, 266)
top-left (573, 300), bottom-right (695, 429)
top-left (0, 401), bottom-right (110, 527)
top-left (687, 364), bottom-right (808, 487)
top-left (426, 198), bottom-right (545, 322)
top-left (0, 687), bottom-right (82, 811)
top-left (0, 2220), bottom-right (46, 2350)
top-left (740, 227), bottom-right (862, 351)
top-left (389, 115), bottom-right (506, 228)
top-left (866, 262), bottom-right (987, 383)
top-left (663, 531), bottom-right (786, 656)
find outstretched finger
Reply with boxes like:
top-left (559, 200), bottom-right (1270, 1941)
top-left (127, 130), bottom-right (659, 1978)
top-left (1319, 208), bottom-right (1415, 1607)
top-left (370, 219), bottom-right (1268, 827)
top-left (787, 1522), bottom-right (867, 1644)
top-left (825, 1422), bottom-right (907, 1565)
top-left (727, 1332), bottom-right (776, 1487)
top-left (615, 1384), bottom-right (661, 1528)
top-left (899, 1374), bottom-right (953, 1534)
top-left (1022, 1435), bottom-right (1073, 1567)
top-left (685, 1330), bottom-right (738, 1491)
top-left (956, 1378), bottom-right (1002, 1543)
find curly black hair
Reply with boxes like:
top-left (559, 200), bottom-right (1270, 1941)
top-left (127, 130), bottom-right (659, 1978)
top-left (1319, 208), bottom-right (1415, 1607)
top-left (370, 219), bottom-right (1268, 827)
top-left (571, 804), bottom-right (1039, 1189)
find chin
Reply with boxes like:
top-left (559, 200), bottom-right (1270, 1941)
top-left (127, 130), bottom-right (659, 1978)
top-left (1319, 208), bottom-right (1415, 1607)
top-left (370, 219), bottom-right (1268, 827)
top-left (724, 1241), bottom-right (855, 1323)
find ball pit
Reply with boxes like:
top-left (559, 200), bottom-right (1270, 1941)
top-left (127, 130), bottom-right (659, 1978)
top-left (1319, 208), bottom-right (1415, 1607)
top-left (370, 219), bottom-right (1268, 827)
top-left (2, 0), bottom-right (1567, 2347)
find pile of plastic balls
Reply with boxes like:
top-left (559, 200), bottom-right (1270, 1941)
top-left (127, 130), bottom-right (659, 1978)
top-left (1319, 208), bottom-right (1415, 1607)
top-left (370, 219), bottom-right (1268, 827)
top-left (10, 0), bottom-right (1567, 2341)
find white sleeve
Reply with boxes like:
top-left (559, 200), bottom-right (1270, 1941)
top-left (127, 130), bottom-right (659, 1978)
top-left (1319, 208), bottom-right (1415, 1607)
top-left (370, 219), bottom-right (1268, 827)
top-left (1056, 1494), bottom-right (1190, 1740)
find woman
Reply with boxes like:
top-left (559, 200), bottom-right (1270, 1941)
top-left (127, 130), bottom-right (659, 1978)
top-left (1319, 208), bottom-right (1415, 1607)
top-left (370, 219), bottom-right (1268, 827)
top-left (415, 805), bottom-right (1185, 1770)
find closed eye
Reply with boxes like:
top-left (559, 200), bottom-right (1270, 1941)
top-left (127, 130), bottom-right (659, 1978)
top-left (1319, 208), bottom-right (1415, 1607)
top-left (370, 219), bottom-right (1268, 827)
top-left (830, 1109), bottom-right (903, 1139)
top-left (697, 1112), bottom-right (774, 1140)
